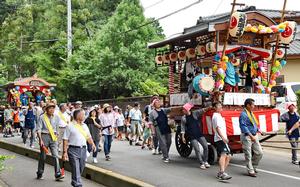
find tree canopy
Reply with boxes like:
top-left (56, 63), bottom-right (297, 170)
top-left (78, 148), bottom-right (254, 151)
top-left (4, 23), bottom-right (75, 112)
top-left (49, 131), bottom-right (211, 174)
top-left (0, 0), bottom-right (167, 101)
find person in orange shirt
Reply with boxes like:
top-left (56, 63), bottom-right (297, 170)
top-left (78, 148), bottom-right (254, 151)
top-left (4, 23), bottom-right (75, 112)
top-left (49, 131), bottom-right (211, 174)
top-left (13, 107), bottom-right (21, 136)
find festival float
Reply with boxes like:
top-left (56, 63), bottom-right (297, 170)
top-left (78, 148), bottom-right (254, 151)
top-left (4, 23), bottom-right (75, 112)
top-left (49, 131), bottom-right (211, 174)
top-left (148, 0), bottom-right (297, 163)
top-left (3, 74), bottom-right (56, 107)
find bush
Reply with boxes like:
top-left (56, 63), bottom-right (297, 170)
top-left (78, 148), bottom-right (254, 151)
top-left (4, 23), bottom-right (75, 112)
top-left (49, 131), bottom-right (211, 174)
top-left (296, 90), bottom-right (300, 114)
top-left (0, 155), bottom-right (14, 172)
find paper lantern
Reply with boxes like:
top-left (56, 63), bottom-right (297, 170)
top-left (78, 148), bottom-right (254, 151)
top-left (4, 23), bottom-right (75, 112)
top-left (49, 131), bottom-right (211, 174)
top-left (155, 55), bottom-right (163, 66)
top-left (162, 54), bottom-right (170, 65)
top-left (279, 21), bottom-right (297, 44)
top-left (275, 49), bottom-right (285, 59)
top-left (196, 45), bottom-right (206, 56)
top-left (206, 42), bottom-right (216, 53)
top-left (178, 50), bottom-right (186, 61)
top-left (186, 48), bottom-right (196, 59)
top-left (229, 11), bottom-right (247, 37)
top-left (169, 52), bottom-right (177, 62)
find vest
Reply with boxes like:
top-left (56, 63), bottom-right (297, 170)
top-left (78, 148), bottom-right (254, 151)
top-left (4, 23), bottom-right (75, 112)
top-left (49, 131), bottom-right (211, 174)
top-left (25, 109), bottom-right (35, 129)
top-left (185, 114), bottom-right (202, 140)
top-left (156, 110), bottom-right (171, 135)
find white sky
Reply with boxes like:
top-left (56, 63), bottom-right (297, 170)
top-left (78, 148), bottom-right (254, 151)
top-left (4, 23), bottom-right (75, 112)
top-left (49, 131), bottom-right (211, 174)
top-left (140, 0), bottom-right (300, 38)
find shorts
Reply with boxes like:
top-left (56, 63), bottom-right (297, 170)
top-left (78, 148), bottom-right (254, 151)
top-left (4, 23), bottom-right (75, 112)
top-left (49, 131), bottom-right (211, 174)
top-left (143, 128), bottom-right (151, 140)
top-left (215, 140), bottom-right (230, 155)
top-left (118, 126), bottom-right (124, 132)
top-left (14, 122), bottom-right (20, 129)
top-left (130, 120), bottom-right (142, 136)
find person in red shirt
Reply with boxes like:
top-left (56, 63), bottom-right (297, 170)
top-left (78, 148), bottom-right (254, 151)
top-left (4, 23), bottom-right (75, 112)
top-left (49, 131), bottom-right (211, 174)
top-left (13, 107), bottom-right (21, 136)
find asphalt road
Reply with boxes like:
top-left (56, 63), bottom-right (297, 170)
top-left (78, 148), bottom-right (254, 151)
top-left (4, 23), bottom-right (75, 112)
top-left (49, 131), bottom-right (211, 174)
top-left (2, 134), bottom-right (300, 187)
top-left (0, 148), bottom-right (104, 187)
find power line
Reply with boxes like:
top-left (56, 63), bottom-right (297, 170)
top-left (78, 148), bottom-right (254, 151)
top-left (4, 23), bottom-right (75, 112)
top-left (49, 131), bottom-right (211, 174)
top-left (212, 0), bottom-right (224, 15)
top-left (144, 0), bottom-right (164, 10)
top-left (123, 0), bottom-right (203, 34)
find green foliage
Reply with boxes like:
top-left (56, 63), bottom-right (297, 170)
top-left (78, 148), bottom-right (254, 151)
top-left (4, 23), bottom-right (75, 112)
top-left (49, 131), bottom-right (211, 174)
top-left (0, 0), bottom-right (167, 101)
top-left (137, 79), bottom-right (168, 96)
top-left (0, 155), bottom-right (14, 172)
top-left (65, 0), bottom-right (167, 100)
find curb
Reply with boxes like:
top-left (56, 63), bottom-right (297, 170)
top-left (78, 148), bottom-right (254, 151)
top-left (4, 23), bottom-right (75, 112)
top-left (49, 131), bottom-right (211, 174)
top-left (0, 140), bottom-right (154, 187)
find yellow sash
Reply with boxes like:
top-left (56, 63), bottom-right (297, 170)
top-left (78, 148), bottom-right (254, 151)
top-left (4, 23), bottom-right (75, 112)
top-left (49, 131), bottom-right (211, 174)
top-left (58, 111), bottom-right (67, 124)
top-left (245, 109), bottom-right (259, 126)
top-left (74, 123), bottom-right (89, 140)
top-left (43, 114), bottom-right (58, 142)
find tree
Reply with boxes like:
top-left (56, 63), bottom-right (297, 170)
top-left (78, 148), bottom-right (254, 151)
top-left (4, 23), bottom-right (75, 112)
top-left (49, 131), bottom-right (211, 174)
top-left (66, 0), bottom-right (167, 100)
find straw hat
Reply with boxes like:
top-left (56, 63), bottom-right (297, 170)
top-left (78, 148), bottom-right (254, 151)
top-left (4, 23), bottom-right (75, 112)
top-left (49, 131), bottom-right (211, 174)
top-left (45, 102), bottom-right (56, 110)
top-left (103, 103), bottom-right (111, 109)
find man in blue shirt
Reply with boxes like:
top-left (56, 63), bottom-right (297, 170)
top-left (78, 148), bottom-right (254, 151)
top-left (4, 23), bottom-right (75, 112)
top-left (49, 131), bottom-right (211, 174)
top-left (239, 98), bottom-right (263, 177)
top-left (280, 103), bottom-right (300, 165)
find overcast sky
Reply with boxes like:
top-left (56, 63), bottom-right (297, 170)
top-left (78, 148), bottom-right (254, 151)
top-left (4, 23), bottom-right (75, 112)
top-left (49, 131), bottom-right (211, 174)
top-left (140, 0), bottom-right (300, 38)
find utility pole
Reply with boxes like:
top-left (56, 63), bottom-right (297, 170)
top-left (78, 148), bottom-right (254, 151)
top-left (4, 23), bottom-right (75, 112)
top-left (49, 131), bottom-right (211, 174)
top-left (67, 0), bottom-right (72, 60)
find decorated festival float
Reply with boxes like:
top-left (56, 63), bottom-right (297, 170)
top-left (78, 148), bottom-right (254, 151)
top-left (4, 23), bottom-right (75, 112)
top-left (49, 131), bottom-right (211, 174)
top-left (3, 74), bottom-right (56, 107)
top-left (148, 0), bottom-right (297, 163)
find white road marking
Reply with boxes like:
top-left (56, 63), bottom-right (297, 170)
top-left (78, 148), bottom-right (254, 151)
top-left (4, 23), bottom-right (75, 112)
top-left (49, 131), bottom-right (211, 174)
top-left (231, 163), bottom-right (300, 181)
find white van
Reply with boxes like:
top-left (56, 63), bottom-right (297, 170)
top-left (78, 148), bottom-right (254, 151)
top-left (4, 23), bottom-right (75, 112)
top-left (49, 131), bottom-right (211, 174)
top-left (272, 82), bottom-right (300, 115)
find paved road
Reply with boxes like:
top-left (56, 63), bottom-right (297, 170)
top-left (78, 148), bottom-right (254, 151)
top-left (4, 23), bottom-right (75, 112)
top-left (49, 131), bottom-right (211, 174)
top-left (0, 148), bottom-right (104, 187)
top-left (2, 135), bottom-right (300, 187)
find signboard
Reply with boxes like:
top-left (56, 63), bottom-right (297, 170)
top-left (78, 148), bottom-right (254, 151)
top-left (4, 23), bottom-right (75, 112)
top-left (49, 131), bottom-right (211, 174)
top-left (170, 93), bottom-right (202, 106)
top-left (29, 80), bottom-right (45, 87)
top-left (223, 93), bottom-right (271, 106)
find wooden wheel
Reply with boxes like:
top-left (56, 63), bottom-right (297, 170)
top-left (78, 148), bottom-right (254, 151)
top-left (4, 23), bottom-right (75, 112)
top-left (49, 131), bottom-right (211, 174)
top-left (175, 126), bottom-right (192, 158)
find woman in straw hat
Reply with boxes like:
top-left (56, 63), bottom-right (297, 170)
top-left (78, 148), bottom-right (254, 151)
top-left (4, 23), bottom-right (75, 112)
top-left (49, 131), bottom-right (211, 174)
top-left (99, 103), bottom-right (115, 161)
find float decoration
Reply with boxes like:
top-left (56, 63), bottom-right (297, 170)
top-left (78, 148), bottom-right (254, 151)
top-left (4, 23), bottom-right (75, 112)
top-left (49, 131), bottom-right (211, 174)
top-left (229, 11), bottom-right (247, 37)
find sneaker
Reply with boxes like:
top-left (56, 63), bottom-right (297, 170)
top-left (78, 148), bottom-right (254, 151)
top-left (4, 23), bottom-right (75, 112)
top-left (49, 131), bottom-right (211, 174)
top-left (55, 174), bottom-right (64, 181)
top-left (158, 151), bottom-right (162, 155)
top-left (218, 172), bottom-right (232, 180)
top-left (292, 160), bottom-right (299, 165)
top-left (204, 162), bottom-right (211, 168)
top-left (141, 145), bottom-right (145, 149)
top-left (163, 158), bottom-right (170, 163)
top-left (248, 171), bottom-right (257, 177)
top-left (200, 164), bottom-right (206, 170)
top-left (105, 155), bottom-right (111, 161)
top-left (36, 174), bottom-right (44, 180)
top-left (126, 137), bottom-right (130, 141)
top-left (129, 140), bottom-right (133, 146)
top-left (254, 168), bottom-right (258, 173)
top-left (93, 158), bottom-right (98, 163)
top-left (135, 142), bottom-right (141, 146)
top-left (152, 149), bottom-right (158, 155)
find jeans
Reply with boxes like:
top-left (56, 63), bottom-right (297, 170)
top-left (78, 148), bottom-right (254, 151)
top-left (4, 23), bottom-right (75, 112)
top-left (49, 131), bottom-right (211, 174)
top-left (103, 135), bottom-right (113, 156)
top-left (241, 134), bottom-right (263, 172)
top-left (37, 134), bottom-right (61, 177)
top-left (23, 128), bottom-right (35, 146)
top-left (155, 127), bottom-right (172, 159)
top-left (289, 138), bottom-right (299, 161)
top-left (191, 137), bottom-right (209, 164)
top-left (92, 140), bottom-right (100, 158)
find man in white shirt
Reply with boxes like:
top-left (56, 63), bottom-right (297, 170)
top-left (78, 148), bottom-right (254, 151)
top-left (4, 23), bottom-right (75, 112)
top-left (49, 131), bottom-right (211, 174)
top-left (62, 109), bottom-right (95, 187)
top-left (128, 102), bottom-right (142, 146)
top-left (212, 102), bottom-right (232, 181)
top-left (57, 103), bottom-right (71, 152)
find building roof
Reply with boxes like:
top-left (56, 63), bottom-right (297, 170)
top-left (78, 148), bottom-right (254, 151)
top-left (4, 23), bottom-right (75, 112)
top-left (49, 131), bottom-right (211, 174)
top-left (148, 6), bottom-right (300, 49)
top-left (288, 39), bottom-right (300, 56)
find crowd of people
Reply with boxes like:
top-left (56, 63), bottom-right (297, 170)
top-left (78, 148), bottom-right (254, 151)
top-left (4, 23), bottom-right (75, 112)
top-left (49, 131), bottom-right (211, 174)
top-left (0, 96), bottom-right (299, 186)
